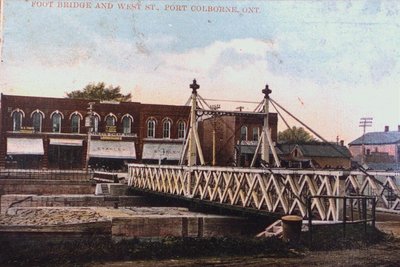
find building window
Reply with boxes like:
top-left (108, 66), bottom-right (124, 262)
top-left (240, 126), bottom-right (247, 141)
top-left (71, 114), bottom-right (80, 133)
top-left (122, 116), bottom-right (132, 134)
top-left (178, 121), bottom-right (186, 139)
top-left (52, 113), bottom-right (62, 133)
top-left (32, 112), bottom-right (43, 132)
top-left (12, 111), bottom-right (23, 131)
top-left (163, 120), bottom-right (171, 139)
top-left (85, 114), bottom-right (99, 132)
top-left (93, 115), bottom-right (99, 132)
top-left (147, 119), bottom-right (155, 138)
top-left (252, 127), bottom-right (259, 141)
top-left (105, 115), bottom-right (116, 126)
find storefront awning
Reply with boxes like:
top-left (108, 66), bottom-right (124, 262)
top-left (7, 138), bottom-right (44, 155)
top-left (88, 140), bottom-right (136, 159)
top-left (142, 143), bottom-right (184, 161)
top-left (50, 138), bottom-right (83, 146)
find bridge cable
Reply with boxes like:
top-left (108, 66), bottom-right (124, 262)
top-left (270, 98), bottom-right (399, 200)
top-left (203, 98), bottom-right (261, 104)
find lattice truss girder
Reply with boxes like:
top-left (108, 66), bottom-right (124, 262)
top-left (128, 165), bottom-right (400, 220)
top-left (346, 174), bottom-right (400, 211)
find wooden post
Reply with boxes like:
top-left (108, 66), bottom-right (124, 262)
top-left (85, 102), bottom-right (95, 173)
top-left (337, 175), bottom-right (346, 221)
top-left (342, 196), bottom-right (347, 238)
top-left (307, 196), bottom-right (313, 245)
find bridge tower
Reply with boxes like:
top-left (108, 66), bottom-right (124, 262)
top-left (250, 84), bottom-right (280, 167)
top-left (261, 84), bottom-right (272, 164)
top-left (184, 79), bottom-right (205, 166)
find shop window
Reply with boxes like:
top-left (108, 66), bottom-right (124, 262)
top-left (71, 114), bottom-right (80, 133)
top-left (163, 119), bottom-right (171, 139)
top-left (52, 113), bottom-right (62, 133)
top-left (240, 126), bottom-right (248, 141)
top-left (32, 112), bottom-right (43, 132)
top-left (12, 111), bottom-right (23, 131)
top-left (147, 119), bottom-right (155, 138)
top-left (178, 121), bottom-right (186, 139)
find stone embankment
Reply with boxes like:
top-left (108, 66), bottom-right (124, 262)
top-left (0, 206), bottom-right (256, 239)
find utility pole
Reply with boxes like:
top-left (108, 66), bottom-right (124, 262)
top-left (210, 104), bottom-right (220, 166)
top-left (85, 102), bottom-right (95, 172)
top-left (236, 106), bottom-right (245, 166)
top-left (359, 117), bottom-right (372, 165)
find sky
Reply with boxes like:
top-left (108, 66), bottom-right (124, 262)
top-left (0, 0), bottom-right (399, 144)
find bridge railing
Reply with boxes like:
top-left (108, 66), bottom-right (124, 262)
top-left (127, 164), bottom-right (400, 221)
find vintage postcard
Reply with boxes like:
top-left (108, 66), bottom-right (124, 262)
top-left (0, 0), bottom-right (399, 266)
top-left (1, 0), bottom-right (398, 143)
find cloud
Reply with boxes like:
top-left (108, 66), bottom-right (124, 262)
top-left (160, 38), bottom-right (275, 74)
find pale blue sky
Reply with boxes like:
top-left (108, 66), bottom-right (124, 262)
top-left (0, 0), bottom-right (399, 143)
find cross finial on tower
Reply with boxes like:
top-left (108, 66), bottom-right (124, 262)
top-left (262, 84), bottom-right (272, 99)
top-left (190, 79), bottom-right (200, 94)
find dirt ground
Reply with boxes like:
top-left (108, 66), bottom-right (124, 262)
top-left (87, 211), bottom-right (400, 267)
top-left (1, 208), bottom-right (399, 267)
top-left (86, 238), bottom-right (400, 267)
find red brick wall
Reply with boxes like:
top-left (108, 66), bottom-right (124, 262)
top-left (0, 94), bottom-right (191, 168)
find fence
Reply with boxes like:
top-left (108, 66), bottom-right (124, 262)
top-left (307, 195), bottom-right (376, 242)
top-left (0, 169), bottom-right (93, 181)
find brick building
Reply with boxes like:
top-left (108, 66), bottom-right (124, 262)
top-left (199, 114), bottom-right (278, 167)
top-left (0, 94), bottom-right (190, 170)
top-left (348, 125), bottom-right (400, 170)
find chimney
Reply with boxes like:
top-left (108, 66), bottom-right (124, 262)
top-left (340, 140), bottom-right (344, 146)
top-left (384, 126), bottom-right (389, 132)
top-left (398, 125), bottom-right (400, 132)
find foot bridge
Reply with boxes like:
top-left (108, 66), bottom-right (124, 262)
top-left (128, 80), bottom-right (400, 222)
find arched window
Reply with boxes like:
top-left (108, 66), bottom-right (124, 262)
top-left (52, 113), bottom-right (62, 133)
top-left (12, 111), bottom-right (23, 131)
top-left (93, 115), bottom-right (99, 132)
top-left (163, 119), bottom-right (171, 139)
top-left (252, 127), bottom-right (259, 141)
top-left (122, 115), bottom-right (133, 134)
top-left (106, 116), bottom-right (116, 126)
top-left (240, 126), bottom-right (247, 141)
top-left (85, 114), bottom-right (100, 133)
top-left (71, 114), bottom-right (80, 133)
top-left (177, 121), bottom-right (186, 139)
top-left (147, 119), bottom-right (156, 138)
top-left (32, 111), bottom-right (43, 132)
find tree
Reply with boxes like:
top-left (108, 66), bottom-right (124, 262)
top-left (278, 126), bottom-right (316, 143)
top-left (66, 82), bottom-right (132, 102)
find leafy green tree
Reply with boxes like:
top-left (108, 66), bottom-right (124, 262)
top-left (278, 126), bottom-right (316, 143)
top-left (66, 82), bottom-right (131, 102)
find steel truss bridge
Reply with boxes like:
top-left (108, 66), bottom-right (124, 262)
top-left (127, 80), bottom-right (400, 221)
top-left (128, 164), bottom-right (400, 221)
